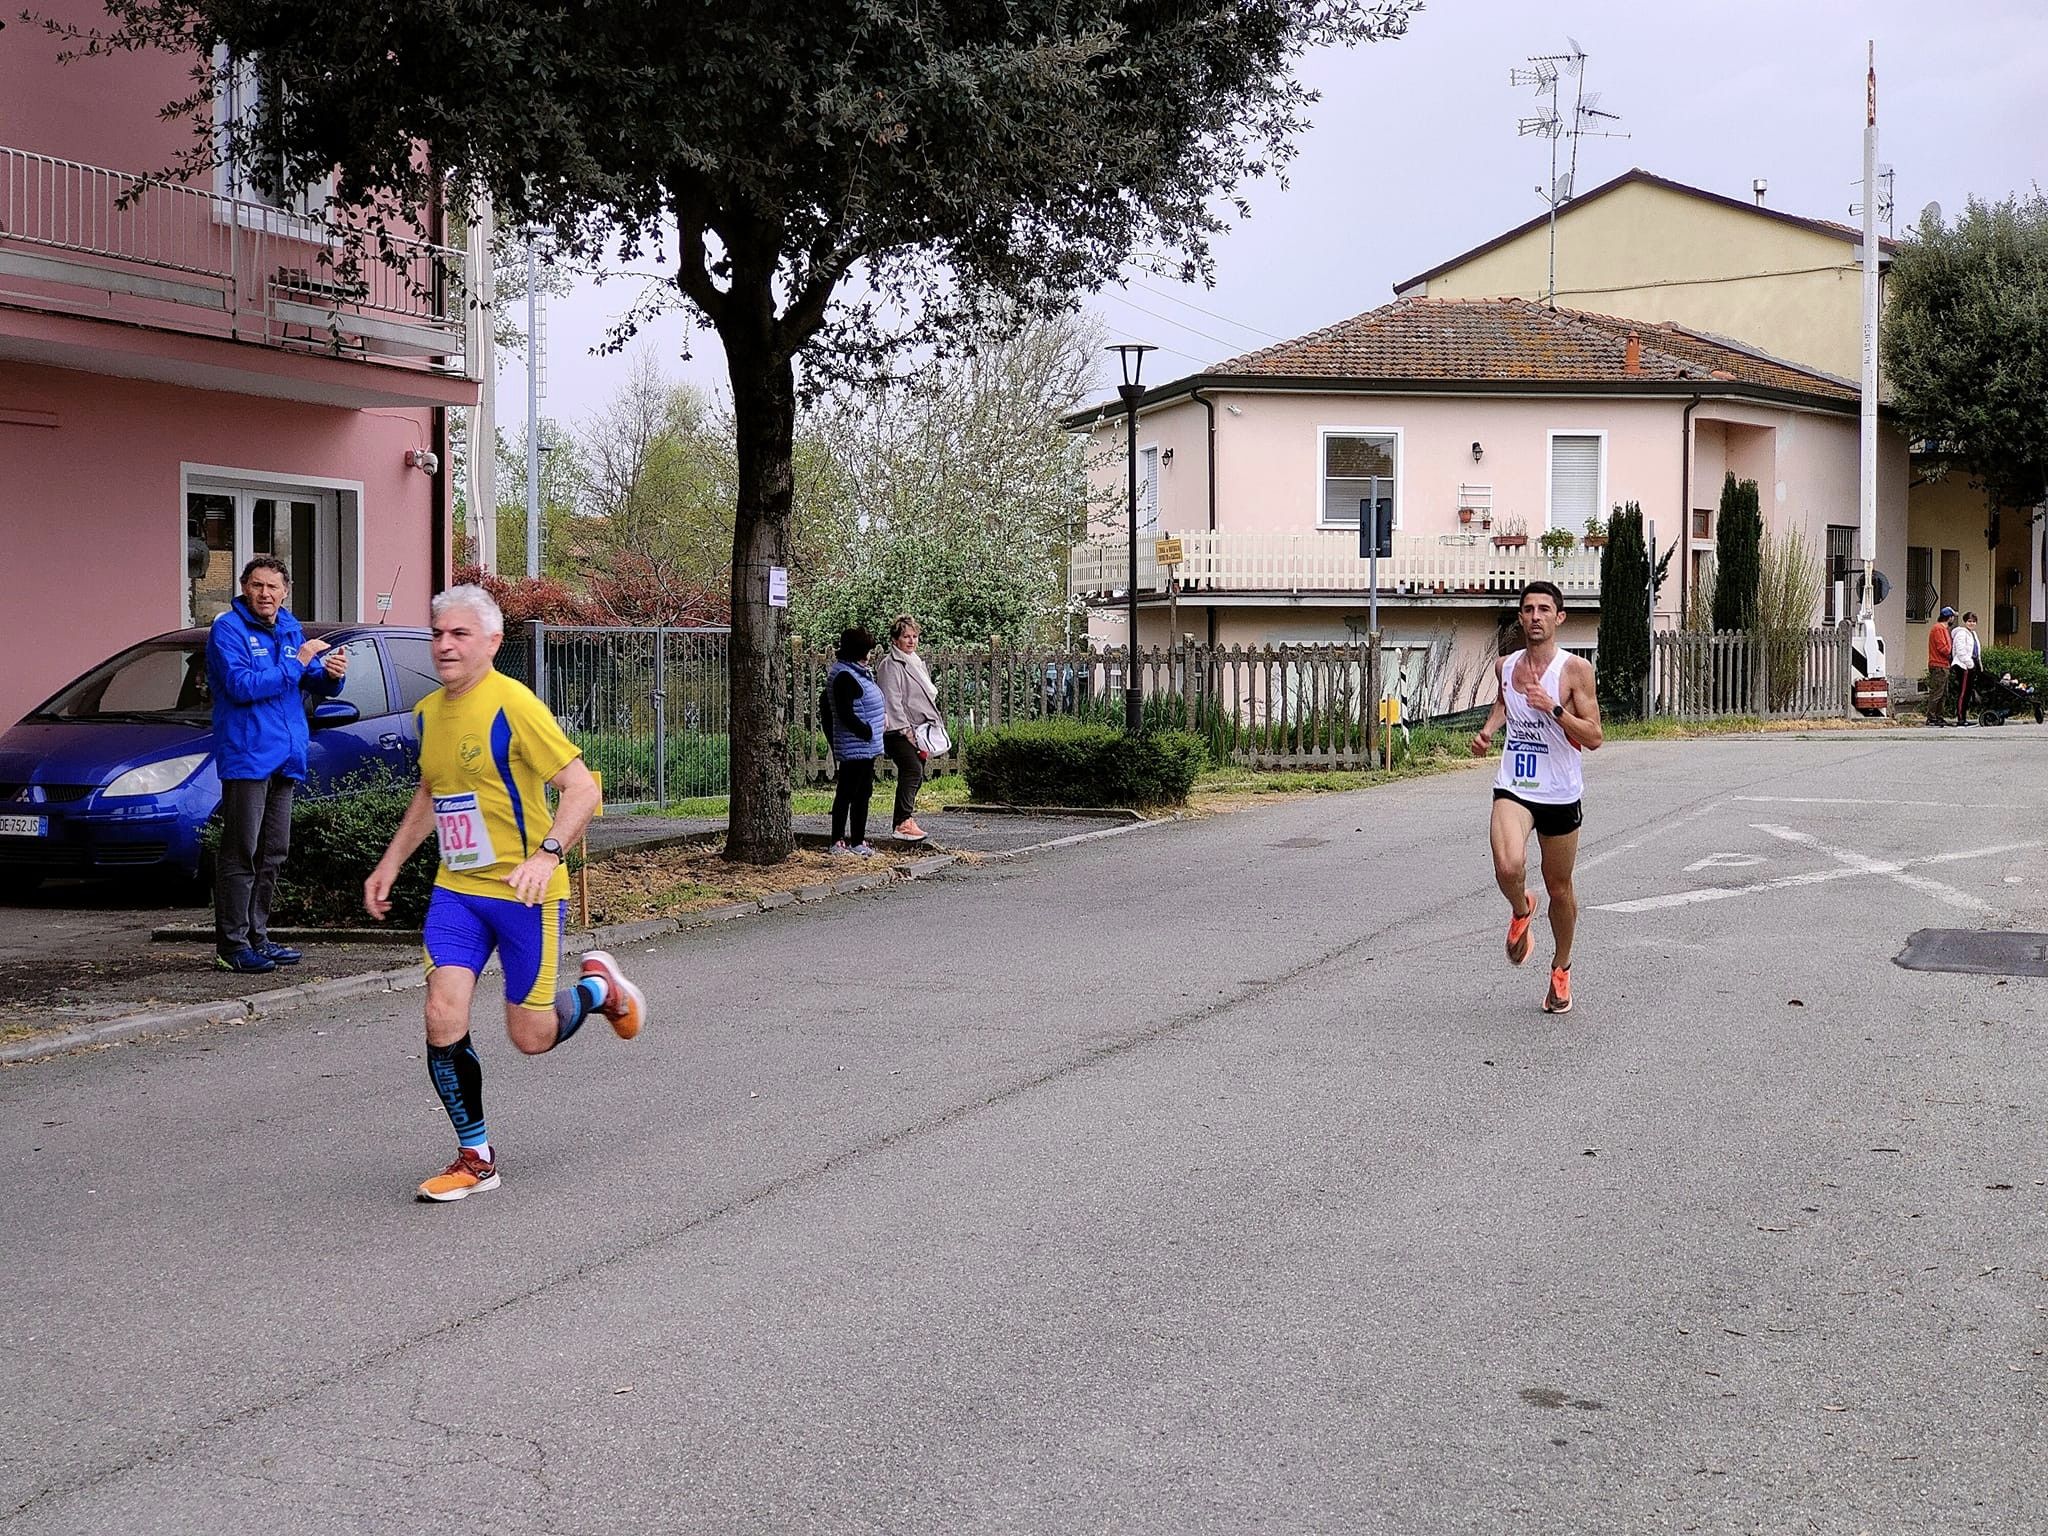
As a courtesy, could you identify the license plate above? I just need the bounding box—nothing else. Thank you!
[0,813,47,837]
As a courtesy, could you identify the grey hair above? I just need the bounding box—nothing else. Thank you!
[431,583,505,637]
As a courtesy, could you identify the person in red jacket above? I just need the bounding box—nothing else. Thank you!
[1925,606,1954,726]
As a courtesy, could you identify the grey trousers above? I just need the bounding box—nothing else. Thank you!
[215,775,295,952]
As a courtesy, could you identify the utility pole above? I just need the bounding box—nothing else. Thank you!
[1853,42,1883,680]
[524,235,545,580]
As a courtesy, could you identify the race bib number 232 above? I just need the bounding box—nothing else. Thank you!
[433,792,498,872]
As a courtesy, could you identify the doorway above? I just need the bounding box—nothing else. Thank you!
[183,475,359,627]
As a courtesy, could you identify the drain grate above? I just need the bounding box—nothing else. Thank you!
[1894,929,2048,978]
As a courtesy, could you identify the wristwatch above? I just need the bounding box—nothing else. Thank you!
[1551,703,1566,720]
[539,836,566,861]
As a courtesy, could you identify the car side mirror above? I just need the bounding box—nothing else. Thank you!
[311,699,361,730]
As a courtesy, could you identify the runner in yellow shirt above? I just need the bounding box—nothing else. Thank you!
[365,584,646,1202]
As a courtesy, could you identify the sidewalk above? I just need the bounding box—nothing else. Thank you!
[0,806,1142,1049]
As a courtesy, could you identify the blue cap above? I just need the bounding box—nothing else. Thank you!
[1939,606,1956,619]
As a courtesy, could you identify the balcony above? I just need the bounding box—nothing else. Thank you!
[1069,530,1605,605]
[0,143,475,387]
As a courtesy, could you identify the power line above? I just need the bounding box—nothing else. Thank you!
[1128,280,1287,344]
[1099,291,1245,354]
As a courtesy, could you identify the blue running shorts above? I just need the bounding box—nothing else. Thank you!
[423,887,566,1010]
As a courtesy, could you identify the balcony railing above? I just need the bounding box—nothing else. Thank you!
[1070,530,1605,602]
[0,143,471,374]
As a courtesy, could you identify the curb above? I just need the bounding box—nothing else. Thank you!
[1,853,968,1065]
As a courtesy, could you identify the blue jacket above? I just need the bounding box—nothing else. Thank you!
[205,599,340,781]
[826,660,886,762]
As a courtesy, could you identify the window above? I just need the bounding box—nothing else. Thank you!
[183,474,361,626]
[1321,431,1397,529]
[326,640,389,718]
[1691,507,1713,541]
[1905,545,1934,623]
[387,637,442,712]
[1138,445,1159,535]
[1548,434,1603,532]
[213,48,332,223]
[1824,525,1857,624]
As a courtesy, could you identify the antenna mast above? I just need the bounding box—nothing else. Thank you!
[1513,40,1627,307]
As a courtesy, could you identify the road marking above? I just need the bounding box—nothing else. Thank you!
[1733,794,2033,811]
[1593,828,2042,916]
[1684,853,1767,873]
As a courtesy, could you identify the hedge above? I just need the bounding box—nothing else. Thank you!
[963,719,1206,807]
[203,763,438,926]
[1981,647,2048,694]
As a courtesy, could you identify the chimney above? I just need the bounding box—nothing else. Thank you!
[1624,331,1641,375]
[1753,177,1768,206]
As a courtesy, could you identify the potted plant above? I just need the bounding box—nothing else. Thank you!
[1458,505,1475,526]
[1492,515,1528,550]
[1582,513,1608,549]
[1539,527,1577,566]
[1480,509,1493,530]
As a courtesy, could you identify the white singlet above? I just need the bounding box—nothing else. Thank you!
[1493,648,1584,805]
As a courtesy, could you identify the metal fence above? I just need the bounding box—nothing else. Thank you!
[1648,624,1856,721]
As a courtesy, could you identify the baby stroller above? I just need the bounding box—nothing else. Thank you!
[1970,673,2043,726]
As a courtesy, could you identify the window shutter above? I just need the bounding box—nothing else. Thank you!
[1139,447,1159,532]
[1550,436,1601,528]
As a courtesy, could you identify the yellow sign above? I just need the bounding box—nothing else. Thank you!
[1378,698,1403,725]
[1154,537,1184,565]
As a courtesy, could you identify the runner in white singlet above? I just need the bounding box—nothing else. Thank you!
[1469,581,1604,1014]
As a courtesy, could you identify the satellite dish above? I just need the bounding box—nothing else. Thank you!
[1554,172,1574,202]
[1919,200,1943,230]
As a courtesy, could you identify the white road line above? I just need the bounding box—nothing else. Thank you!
[1733,794,2033,810]
[1592,829,2041,917]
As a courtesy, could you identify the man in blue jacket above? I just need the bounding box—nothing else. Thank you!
[206,557,348,972]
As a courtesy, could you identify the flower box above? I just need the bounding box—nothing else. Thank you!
[1492,535,1528,549]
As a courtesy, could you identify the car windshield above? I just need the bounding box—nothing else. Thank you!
[31,643,215,724]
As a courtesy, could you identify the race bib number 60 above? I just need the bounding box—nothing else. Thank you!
[433,792,498,872]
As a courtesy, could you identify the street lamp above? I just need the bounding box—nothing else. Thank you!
[1109,341,1155,734]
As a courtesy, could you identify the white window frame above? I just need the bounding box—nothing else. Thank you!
[1138,442,1160,534]
[179,463,366,626]
[1544,429,1608,535]
[1316,425,1404,532]
[211,46,336,236]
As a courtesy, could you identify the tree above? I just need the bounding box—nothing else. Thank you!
[1883,194,2048,520]
[1595,502,1650,720]
[790,310,1105,650]
[70,0,1418,861]
[1710,473,1762,635]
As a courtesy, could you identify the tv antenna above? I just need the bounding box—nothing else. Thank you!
[1850,164,1896,239]
[1513,38,1628,306]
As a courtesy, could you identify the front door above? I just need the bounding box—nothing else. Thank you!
[183,482,353,626]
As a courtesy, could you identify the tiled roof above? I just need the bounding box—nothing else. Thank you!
[1204,296,1859,403]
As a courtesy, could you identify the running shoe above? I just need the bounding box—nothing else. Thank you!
[1505,897,1537,967]
[1543,966,1573,1014]
[829,841,854,856]
[257,941,303,965]
[893,820,928,843]
[850,842,878,857]
[578,949,647,1041]
[214,946,276,974]
[417,1147,499,1202]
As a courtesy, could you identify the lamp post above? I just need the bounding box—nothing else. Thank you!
[1109,342,1155,734]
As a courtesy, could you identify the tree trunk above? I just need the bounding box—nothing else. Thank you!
[722,330,796,865]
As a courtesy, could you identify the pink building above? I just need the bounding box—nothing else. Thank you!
[1068,298,1909,708]
[0,3,480,726]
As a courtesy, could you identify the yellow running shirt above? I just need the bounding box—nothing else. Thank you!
[414,669,581,902]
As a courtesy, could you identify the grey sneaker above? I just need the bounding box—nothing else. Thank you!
[829,840,855,856]
[850,842,878,857]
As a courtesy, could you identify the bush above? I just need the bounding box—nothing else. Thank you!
[573,730,729,802]
[205,764,438,926]
[963,719,1206,807]
[1982,647,2048,693]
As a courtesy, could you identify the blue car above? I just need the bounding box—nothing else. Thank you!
[0,624,439,894]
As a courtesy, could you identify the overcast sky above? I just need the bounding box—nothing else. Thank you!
[499,0,2044,434]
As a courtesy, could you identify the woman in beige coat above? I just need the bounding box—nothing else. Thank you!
[876,614,942,842]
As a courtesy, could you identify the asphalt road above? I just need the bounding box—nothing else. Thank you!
[5,731,2046,1534]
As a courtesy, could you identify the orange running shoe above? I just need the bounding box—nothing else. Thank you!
[1543,966,1573,1014]
[579,949,647,1041]
[1505,897,1537,966]
[417,1146,499,1203]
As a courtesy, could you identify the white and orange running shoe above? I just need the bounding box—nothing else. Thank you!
[578,949,647,1041]
[418,1146,499,1203]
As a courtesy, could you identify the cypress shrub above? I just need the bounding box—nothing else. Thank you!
[1595,501,1651,720]
[1711,473,1763,634]
[963,719,1206,807]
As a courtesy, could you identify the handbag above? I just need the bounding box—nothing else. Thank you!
[912,718,951,757]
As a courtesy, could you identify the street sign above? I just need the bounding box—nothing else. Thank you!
[1154,537,1183,565]
[767,566,788,607]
